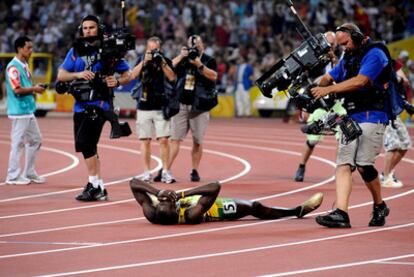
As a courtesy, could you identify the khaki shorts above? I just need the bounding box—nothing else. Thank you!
[136,110,170,139]
[170,104,209,144]
[383,117,412,151]
[337,122,385,167]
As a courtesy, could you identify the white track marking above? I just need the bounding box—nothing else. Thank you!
[34,223,414,276]
[0,142,79,186]
[375,261,414,266]
[0,141,162,203]
[259,253,414,277]
[0,143,322,218]
[0,241,102,246]
[2,189,413,259]
[0,218,144,238]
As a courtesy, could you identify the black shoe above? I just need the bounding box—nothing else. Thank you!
[153,169,163,182]
[76,183,108,201]
[315,208,351,228]
[369,202,390,227]
[190,169,200,182]
[294,166,305,182]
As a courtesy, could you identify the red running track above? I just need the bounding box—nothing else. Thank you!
[0,116,413,276]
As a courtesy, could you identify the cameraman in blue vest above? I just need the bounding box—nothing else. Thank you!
[310,23,390,228]
[57,15,131,201]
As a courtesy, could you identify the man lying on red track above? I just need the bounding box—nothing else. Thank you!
[129,179,324,225]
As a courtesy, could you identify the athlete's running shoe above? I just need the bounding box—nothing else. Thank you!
[297,192,323,218]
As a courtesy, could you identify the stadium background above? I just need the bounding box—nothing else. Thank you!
[0,0,413,120]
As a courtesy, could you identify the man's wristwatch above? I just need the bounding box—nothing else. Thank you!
[198,64,204,72]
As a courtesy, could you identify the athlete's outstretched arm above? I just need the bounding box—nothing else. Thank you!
[180,182,221,223]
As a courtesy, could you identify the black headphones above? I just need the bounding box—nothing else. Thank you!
[336,24,364,45]
[78,15,105,37]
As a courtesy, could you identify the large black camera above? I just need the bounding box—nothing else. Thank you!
[151,49,164,66]
[256,0,332,99]
[255,0,362,143]
[73,28,135,63]
[188,46,199,60]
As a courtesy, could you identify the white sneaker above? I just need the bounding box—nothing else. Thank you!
[161,170,176,184]
[6,177,31,185]
[140,171,152,183]
[26,175,46,184]
[381,175,403,188]
[390,171,403,187]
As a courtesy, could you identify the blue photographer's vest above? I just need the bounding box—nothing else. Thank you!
[341,42,390,114]
[6,57,36,115]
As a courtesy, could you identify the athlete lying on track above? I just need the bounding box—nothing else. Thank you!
[129,179,323,225]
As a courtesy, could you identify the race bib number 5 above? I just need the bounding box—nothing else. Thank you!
[222,200,237,214]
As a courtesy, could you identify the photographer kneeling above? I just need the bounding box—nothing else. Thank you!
[57,15,131,201]
[131,37,176,184]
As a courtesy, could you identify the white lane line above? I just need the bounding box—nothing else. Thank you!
[259,253,414,277]
[0,143,322,218]
[0,142,162,203]
[0,241,102,246]
[2,188,413,260]
[0,142,79,186]
[376,261,414,266]
[2,186,412,238]
[0,151,248,219]
[35,223,414,277]
[0,218,144,238]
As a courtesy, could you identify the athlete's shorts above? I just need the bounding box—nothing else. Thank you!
[204,198,237,222]
[337,122,385,168]
[136,110,170,139]
[177,196,237,223]
[170,104,209,144]
[383,117,412,151]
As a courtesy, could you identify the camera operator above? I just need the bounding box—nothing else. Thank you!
[162,35,217,183]
[310,23,390,228]
[131,36,176,184]
[57,15,131,201]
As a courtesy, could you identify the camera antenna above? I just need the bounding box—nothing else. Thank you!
[286,0,313,40]
[121,0,126,28]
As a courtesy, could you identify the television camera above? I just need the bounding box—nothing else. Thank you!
[55,0,134,139]
[255,0,362,144]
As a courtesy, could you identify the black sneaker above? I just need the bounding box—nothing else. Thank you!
[369,202,390,227]
[190,169,200,182]
[315,208,351,228]
[153,169,163,182]
[76,183,108,201]
[294,165,305,182]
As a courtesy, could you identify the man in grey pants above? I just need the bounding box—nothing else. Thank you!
[5,36,46,185]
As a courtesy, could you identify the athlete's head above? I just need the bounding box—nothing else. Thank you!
[155,201,179,225]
